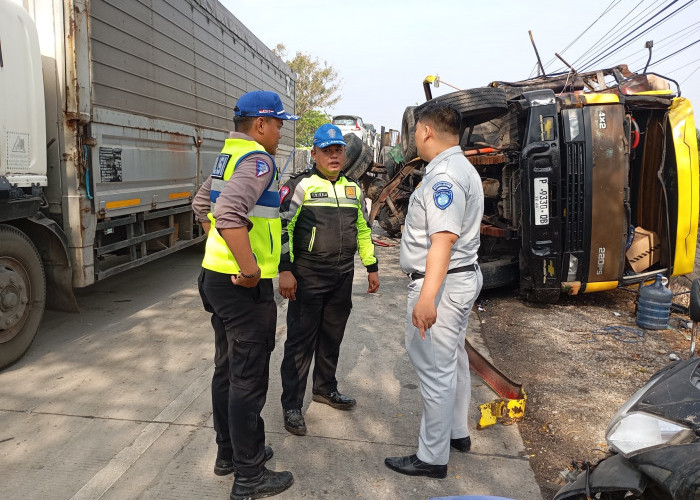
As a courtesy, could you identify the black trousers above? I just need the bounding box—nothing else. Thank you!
[198,269,276,478]
[280,265,353,410]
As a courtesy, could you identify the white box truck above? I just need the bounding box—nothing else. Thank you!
[0,0,296,368]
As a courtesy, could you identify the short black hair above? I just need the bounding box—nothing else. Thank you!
[233,115,258,133]
[414,102,460,137]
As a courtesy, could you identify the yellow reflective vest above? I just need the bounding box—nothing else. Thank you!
[202,137,281,278]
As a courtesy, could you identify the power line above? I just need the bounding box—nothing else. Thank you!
[680,63,700,83]
[568,0,665,70]
[645,38,700,67]
[543,0,621,71]
[580,0,694,71]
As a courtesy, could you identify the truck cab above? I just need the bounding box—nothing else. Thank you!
[377,66,698,302]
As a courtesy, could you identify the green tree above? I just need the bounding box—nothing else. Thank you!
[296,110,331,148]
[274,44,341,146]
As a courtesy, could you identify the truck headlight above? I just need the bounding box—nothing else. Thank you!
[607,412,694,457]
[567,255,578,281]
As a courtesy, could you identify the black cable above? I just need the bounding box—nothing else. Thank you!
[581,0,695,71]
[543,0,622,71]
[589,326,647,343]
[568,0,665,70]
[645,38,700,67]
[627,23,700,69]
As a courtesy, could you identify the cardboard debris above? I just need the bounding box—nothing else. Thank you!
[626,227,660,272]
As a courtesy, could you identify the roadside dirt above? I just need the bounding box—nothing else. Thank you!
[476,278,696,500]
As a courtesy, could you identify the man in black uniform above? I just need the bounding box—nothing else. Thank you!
[193,91,298,499]
[278,123,380,436]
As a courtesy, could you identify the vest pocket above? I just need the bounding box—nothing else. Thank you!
[308,226,316,251]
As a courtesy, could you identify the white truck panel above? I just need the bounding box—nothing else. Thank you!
[0,0,47,184]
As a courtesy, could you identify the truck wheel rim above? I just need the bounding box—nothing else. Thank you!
[0,258,31,344]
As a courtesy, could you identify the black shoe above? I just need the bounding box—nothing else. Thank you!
[283,409,307,436]
[230,468,294,500]
[450,436,471,452]
[214,446,274,476]
[312,391,356,410]
[384,454,447,479]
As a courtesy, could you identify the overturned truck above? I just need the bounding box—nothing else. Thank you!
[370,66,699,302]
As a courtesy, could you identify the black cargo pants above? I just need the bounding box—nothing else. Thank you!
[280,265,353,410]
[198,268,276,478]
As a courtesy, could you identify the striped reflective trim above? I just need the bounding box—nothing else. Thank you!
[210,179,227,203]
[334,197,359,206]
[169,191,191,200]
[249,206,280,219]
[106,198,140,209]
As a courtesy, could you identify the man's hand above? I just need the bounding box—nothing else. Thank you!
[412,296,437,340]
[367,271,379,293]
[279,271,297,300]
[232,271,260,288]
[201,221,211,235]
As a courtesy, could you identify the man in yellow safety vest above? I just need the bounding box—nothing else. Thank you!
[192,90,298,500]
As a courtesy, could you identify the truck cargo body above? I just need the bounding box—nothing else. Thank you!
[0,0,296,368]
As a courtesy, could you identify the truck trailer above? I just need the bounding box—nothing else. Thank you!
[0,0,296,368]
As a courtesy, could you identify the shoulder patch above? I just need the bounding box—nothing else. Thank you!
[279,185,290,202]
[256,159,271,177]
[212,154,231,178]
[432,180,453,210]
[432,180,453,191]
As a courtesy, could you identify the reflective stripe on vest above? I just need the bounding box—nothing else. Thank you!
[202,138,281,278]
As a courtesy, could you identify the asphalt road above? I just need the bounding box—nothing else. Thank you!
[0,243,541,500]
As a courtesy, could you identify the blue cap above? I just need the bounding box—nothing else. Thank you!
[234,90,299,121]
[313,124,347,148]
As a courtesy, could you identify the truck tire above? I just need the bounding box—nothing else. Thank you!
[378,204,405,237]
[401,106,418,162]
[344,133,363,166]
[419,87,509,127]
[384,155,397,178]
[0,225,46,369]
[344,143,374,180]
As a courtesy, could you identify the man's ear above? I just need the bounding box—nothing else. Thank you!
[423,123,433,140]
[255,117,266,133]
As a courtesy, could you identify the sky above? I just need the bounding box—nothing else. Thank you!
[221,0,700,131]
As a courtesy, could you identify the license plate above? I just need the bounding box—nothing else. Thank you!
[534,177,549,226]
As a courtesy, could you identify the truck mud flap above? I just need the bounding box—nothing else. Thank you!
[465,338,527,429]
[19,215,79,313]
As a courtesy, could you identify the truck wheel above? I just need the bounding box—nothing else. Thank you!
[401,106,418,162]
[344,133,363,166]
[384,155,397,178]
[344,143,374,180]
[378,204,405,237]
[366,178,387,201]
[421,87,508,127]
[0,225,46,369]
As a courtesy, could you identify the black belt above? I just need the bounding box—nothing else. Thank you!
[408,263,477,281]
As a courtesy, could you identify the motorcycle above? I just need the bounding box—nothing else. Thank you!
[554,280,700,500]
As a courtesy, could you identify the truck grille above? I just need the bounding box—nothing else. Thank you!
[565,142,585,252]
